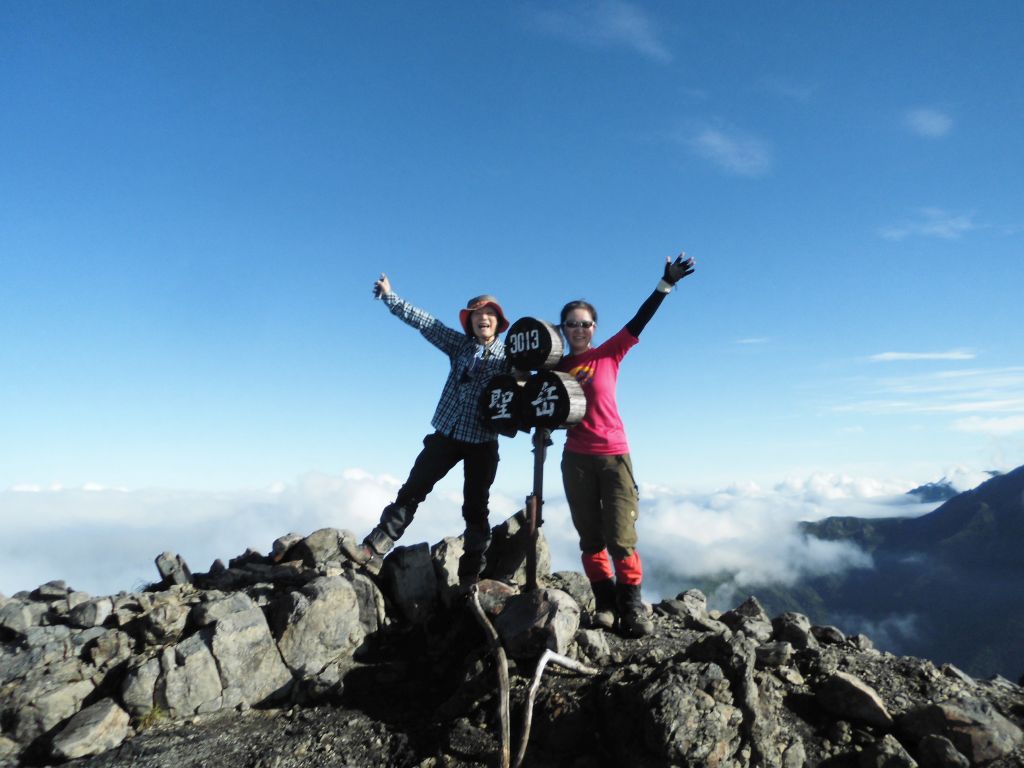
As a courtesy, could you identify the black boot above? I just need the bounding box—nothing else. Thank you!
[340,528,394,576]
[616,582,653,638]
[457,524,492,587]
[590,579,617,631]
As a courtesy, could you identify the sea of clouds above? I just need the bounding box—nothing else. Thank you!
[1,467,993,601]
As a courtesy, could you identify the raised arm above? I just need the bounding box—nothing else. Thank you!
[371,272,465,354]
[625,253,696,337]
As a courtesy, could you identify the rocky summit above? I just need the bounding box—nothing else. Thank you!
[2,511,1023,767]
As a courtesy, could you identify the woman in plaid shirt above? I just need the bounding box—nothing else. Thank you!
[342,273,511,585]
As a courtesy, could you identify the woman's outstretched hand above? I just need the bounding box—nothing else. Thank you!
[372,273,392,298]
[663,253,696,285]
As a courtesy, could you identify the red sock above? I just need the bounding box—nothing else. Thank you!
[613,551,643,586]
[581,550,614,583]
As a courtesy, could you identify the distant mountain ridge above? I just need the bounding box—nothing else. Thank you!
[739,465,1024,678]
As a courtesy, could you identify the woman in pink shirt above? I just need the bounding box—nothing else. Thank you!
[557,253,695,636]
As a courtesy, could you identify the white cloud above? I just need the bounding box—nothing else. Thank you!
[736,337,770,345]
[880,207,977,241]
[635,472,941,605]
[531,0,671,63]
[869,350,975,362]
[903,108,952,138]
[953,415,1024,436]
[837,367,1024,419]
[1,469,994,612]
[0,472,518,597]
[687,126,772,177]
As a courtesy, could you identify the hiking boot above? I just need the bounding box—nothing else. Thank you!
[340,528,394,576]
[616,582,653,638]
[590,578,617,631]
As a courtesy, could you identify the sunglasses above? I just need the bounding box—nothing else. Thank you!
[563,320,595,329]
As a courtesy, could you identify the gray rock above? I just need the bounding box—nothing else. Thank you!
[347,571,386,636]
[156,552,193,586]
[271,532,304,563]
[851,633,875,651]
[291,527,347,568]
[899,697,1024,765]
[915,734,970,768]
[940,664,976,688]
[661,589,731,634]
[158,633,223,717]
[85,628,134,670]
[482,510,551,585]
[817,671,894,729]
[121,656,161,717]
[204,593,292,705]
[812,624,847,645]
[8,668,95,742]
[191,592,256,627]
[755,641,794,669]
[68,597,113,629]
[50,698,130,760]
[141,598,190,645]
[720,596,774,643]
[0,600,34,636]
[276,576,366,678]
[32,580,70,601]
[782,740,807,768]
[493,588,580,659]
[772,611,820,651]
[384,543,438,624]
[639,662,743,767]
[0,735,19,764]
[858,733,917,767]
[430,536,464,602]
[575,628,611,665]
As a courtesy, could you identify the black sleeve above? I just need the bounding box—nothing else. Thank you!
[625,290,668,338]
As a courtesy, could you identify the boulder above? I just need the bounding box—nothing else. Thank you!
[0,600,35,637]
[31,580,70,601]
[8,667,96,743]
[899,697,1024,765]
[772,612,819,651]
[140,597,190,645]
[720,596,774,643]
[155,552,193,586]
[68,597,113,629]
[915,734,970,768]
[84,628,134,670]
[290,528,347,569]
[275,576,367,679]
[198,593,293,706]
[812,624,847,645]
[121,657,161,717]
[157,632,224,717]
[384,543,438,624]
[638,662,743,767]
[271,532,304,563]
[493,588,579,659]
[50,698,130,760]
[755,641,794,670]
[660,589,730,634]
[817,671,894,729]
[431,536,464,603]
[857,733,918,767]
[481,510,551,585]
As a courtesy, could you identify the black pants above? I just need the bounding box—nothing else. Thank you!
[377,432,499,547]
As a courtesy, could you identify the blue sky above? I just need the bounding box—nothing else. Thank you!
[2,2,1022,596]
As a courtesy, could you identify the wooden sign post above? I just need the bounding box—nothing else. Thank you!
[480,318,587,591]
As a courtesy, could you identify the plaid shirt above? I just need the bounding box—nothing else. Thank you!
[382,292,510,443]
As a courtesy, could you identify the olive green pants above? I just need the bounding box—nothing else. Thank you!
[560,450,639,560]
